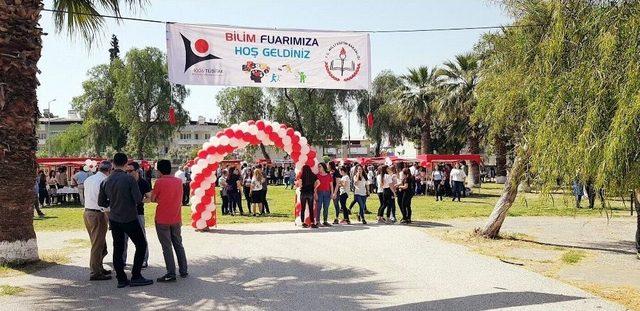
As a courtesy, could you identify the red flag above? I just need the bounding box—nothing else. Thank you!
[367,112,374,128]
[169,106,176,125]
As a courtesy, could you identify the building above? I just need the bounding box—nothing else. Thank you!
[37,110,222,160]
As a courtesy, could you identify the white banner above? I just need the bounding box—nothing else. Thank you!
[166,23,371,90]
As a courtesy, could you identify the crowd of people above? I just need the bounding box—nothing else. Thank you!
[80,153,188,288]
[211,160,471,228]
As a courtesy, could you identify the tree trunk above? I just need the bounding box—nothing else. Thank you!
[283,88,305,137]
[420,118,431,154]
[477,146,530,238]
[494,134,507,183]
[259,143,271,160]
[374,137,382,157]
[467,132,481,187]
[0,1,42,264]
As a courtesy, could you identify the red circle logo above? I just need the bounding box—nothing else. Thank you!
[194,39,209,53]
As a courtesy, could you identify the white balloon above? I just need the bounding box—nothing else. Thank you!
[311,165,319,174]
[284,145,293,154]
[219,135,230,146]
[201,210,212,220]
[229,138,239,148]
[230,124,239,131]
[300,145,310,155]
[194,188,205,197]
[209,136,218,143]
[282,136,291,146]
[202,142,212,150]
[298,155,308,164]
[248,125,258,135]
[190,197,201,210]
[294,131,301,137]
[299,137,308,146]
[271,121,280,129]
[206,154,215,163]
[196,219,207,229]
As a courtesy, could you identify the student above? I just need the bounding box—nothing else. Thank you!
[227,167,243,215]
[98,153,152,288]
[219,170,229,215]
[387,166,398,223]
[398,168,416,224]
[376,166,386,223]
[338,167,351,224]
[250,168,264,216]
[299,165,319,228]
[352,165,368,224]
[149,159,188,283]
[432,166,444,201]
[329,161,341,224]
[316,163,334,226]
[377,165,396,223]
[450,163,467,202]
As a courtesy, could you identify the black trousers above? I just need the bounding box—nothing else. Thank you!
[300,192,314,224]
[452,181,464,201]
[385,189,396,219]
[110,219,147,282]
[243,186,252,206]
[434,180,443,200]
[635,202,640,252]
[397,191,406,220]
[339,193,350,221]
[402,192,414,221]
[229,191,243,214]
[221,195,229,214]
[261,188,270,213]
[182,183,190,205]
[377,192,385,217]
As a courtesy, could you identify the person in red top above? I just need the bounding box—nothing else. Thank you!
[149,159,188,282]
[315,163,334,226]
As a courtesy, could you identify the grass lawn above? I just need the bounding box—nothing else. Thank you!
[33,183,632,232]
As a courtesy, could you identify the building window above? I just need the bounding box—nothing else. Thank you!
[179,133,192,140]
[38,133,47,140]
[194,133,199,140]
[204,134,210,139]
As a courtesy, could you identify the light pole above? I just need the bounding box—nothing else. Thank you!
[46,99,56,156]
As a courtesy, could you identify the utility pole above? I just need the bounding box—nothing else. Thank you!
[46,99,56,156]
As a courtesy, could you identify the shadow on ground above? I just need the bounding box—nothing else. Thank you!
[516,238,637,255]
[373,291,584,311]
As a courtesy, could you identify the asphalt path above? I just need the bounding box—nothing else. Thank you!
[0,222,624,310]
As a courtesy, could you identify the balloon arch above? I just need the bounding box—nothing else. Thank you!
[189,120,318,229]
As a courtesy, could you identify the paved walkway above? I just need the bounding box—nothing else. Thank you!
[0,222,624,310]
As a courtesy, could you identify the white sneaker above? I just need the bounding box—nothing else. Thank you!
[390,217,396,223]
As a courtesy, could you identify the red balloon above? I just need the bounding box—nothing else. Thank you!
[224,128,234,137]
[305,159,315,167]
[280,124,287,129]
[292,144,301,152]
[308,150,317,160]
[234,130,243,139]
[206,146,216,154]
[243,132,252,141]
[216,132,224,137]
[264,125,273,134]
[291,135,300,143]
[291,151,301,159]
[198,150,207,158]
[286,128,294,136]
[256,120,265,130]
[201,195,211,206]
[247,120,255,125]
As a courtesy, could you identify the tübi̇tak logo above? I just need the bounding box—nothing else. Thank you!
[181,34,221,72]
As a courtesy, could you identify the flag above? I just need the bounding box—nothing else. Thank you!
[367,112,374,128]
[169,106,176,125]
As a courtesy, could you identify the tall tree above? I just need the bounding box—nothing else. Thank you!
[43,124,89,156]
[356,71,405,156]
[216,87,273,159]
[114,47,188,159]
[270,89,343,146]
[437,53,483,185]
[0,0,147,264]
[396,66,439,154]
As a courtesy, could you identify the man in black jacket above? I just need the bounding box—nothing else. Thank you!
[99,153,153,288]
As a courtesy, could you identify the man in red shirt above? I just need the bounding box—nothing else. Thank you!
[149,159,188,282]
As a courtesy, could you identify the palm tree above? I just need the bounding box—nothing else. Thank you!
[437,53,483,186]
[356,71,404,156]
[0,0,147,264]
[396,66,440,154]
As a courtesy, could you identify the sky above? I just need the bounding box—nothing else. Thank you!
[38,0,512,139]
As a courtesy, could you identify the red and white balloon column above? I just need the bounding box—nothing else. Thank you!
[189,120,319,230]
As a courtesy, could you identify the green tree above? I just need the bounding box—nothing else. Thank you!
[113,47,189,159]
[0,0,148,264]
[437,53,483,185]
[356,71,405,156]
[396,66,440,154]
[270,89,343,146]
[216,87,273,159]
[43,124,89,156]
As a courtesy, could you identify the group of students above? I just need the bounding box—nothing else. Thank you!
[82,153,188,288]
[217,164,272,217]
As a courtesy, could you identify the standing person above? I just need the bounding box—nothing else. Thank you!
[395,166,405,222]
[261,170,270,214]
[283,167,291,189]
[144,166,153,186]
[249,168,264,216]
[367,166,376,194]
[219,170,229,215]
[183,166,191,206]
[242,167,253,210]
[432,166,444,201]
[450,163,467,202]
[83,161,112,281]
[37,170,49,208]
[98,153,152,288]
[399,168,416,224]
[376,166,386,223]
[288,167,296,190]
[329,161,342,224]
[227,167,243,215]
[353,166,368,224]
[572,178,584,208]
[47,170,58,205]
[299,164,319,228]
[122,162,151,268]
[585,178,596,209]
[387,166,398,223]
[33,175,45,218]
[72,166,90,206]
[315,163,333,226]
[149,159,188,283]
[337,167,351,224]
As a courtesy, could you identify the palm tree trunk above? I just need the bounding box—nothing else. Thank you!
[477,146,530,238]
[0,1,42,264]
[467,132,481,187]
[374,137,382,157]
[494,134,507,183]
[420,119,431,154]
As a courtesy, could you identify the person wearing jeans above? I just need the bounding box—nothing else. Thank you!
[338,167,351,224]
[329,162,341,224]
[315,163,334,226]
[150,159,188,282]
[352,166,368,224]
[449,163,467,202]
